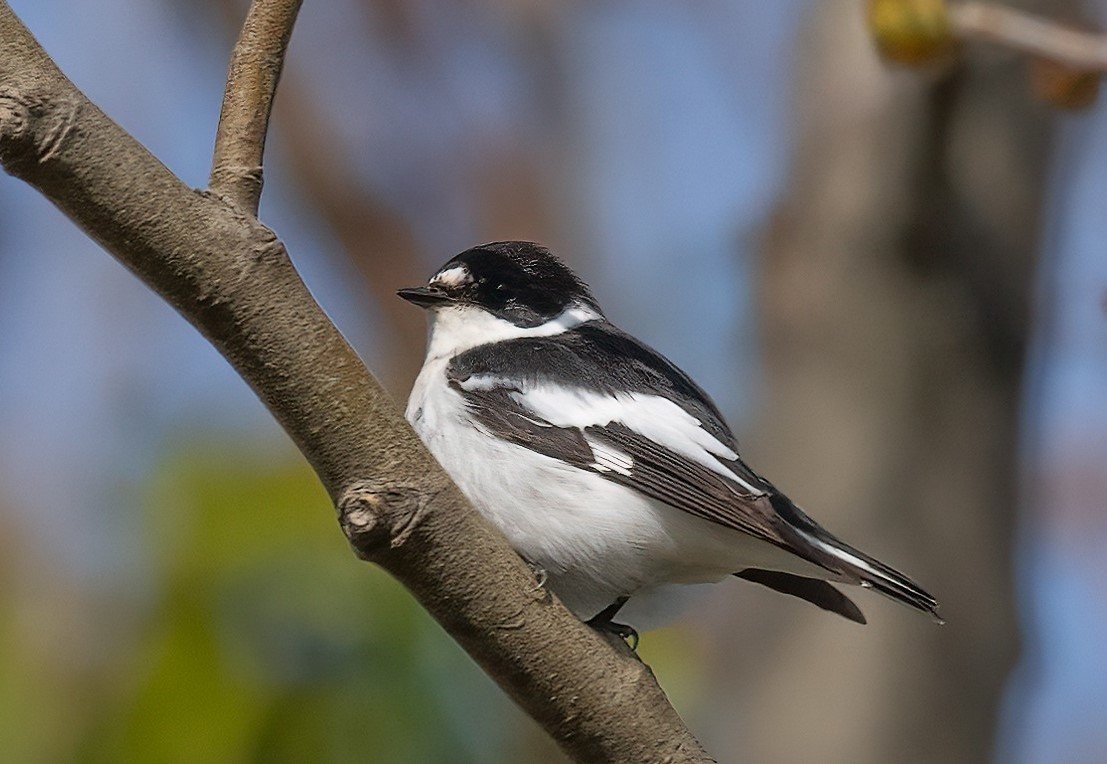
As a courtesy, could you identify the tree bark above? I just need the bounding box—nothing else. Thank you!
[210,0,302,214]
[0,3,710,761]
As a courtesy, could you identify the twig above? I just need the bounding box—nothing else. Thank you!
[209,0,302,214]
[949,1,1107,71]
[0,2,712,760]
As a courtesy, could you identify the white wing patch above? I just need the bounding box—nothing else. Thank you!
[456,374,515,392]
[501,384,763,495]
[585,436,634,476]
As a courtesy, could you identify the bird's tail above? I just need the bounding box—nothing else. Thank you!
[770,493,943,622]
[807,532,942,622]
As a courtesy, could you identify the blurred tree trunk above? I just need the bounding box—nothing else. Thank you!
[703,3,1059,762]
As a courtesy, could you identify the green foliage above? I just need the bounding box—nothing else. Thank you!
[75,445,550,764]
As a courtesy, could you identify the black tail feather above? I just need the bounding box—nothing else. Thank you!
[857,556,942,620]
[767,491,942,621]
[816,535,940,620]
[735,569,867,624]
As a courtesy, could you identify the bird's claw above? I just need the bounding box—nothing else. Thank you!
[607,621,639,651]
[586,596,638,650]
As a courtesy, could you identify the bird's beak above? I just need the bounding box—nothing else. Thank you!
[397,285,454,308]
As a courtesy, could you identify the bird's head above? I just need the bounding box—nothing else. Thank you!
[398,241,603,358]
[399,240,601,334]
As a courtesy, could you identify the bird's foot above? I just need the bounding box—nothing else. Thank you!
[586,596,638,651]
[604,621,639,651]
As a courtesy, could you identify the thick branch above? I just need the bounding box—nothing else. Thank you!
[209,0,302,213]
[0,3,712,761]
[950,2,1107,71]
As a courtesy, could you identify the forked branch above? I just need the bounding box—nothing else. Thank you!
[0,2,712,760]
[210,0,303,213]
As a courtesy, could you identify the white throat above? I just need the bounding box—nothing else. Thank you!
[424,303,601,361]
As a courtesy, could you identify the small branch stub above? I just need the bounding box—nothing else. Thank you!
[0,88,81,169]
[0,89,31,164]
[338,481,435,559]
[0,88,27,128]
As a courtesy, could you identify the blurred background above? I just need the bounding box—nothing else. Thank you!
[2,0,1106,761]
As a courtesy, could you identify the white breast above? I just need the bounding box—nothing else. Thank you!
[407,358,658,612]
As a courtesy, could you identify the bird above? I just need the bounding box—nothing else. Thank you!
[398,241,939,641]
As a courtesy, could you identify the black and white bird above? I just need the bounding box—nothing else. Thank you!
[399,241,939,638]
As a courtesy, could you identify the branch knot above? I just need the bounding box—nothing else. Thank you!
[0,89,30,141]
[337,479,438,559]
[0,87,80,171]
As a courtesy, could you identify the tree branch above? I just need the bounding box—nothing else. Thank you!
[0,2,712,760]
[949,1,1107,71]
[209,0,302,214]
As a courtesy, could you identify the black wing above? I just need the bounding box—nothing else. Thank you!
[449,321,770,487]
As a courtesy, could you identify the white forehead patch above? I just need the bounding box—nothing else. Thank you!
[430,265,473,288]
